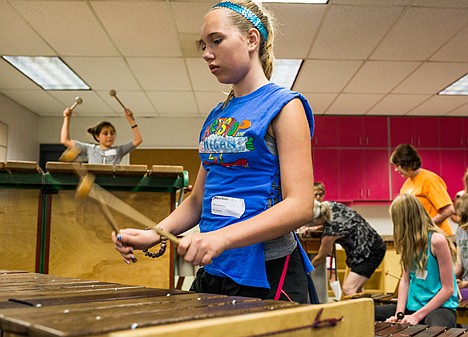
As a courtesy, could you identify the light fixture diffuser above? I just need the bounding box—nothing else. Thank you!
[270,59,303,90]
[439,74,468,95]
[2,56,90,90]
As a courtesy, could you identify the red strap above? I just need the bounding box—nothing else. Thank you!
[274,254,291,300]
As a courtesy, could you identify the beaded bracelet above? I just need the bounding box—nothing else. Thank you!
[142,228,167,259]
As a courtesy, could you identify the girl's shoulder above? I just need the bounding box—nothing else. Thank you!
[430,232,449,250]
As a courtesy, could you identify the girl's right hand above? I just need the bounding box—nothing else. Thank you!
[63,107,73,118]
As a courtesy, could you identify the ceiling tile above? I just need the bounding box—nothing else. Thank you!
[294,60,363,92]
[147,91,198,116]
[172,2,213,33]
[1,89,63,116]
[269,4,326,59]
[407,95,468,116]
[47,90,115,117]
[127,58,192,91]
[392,62,468,94]
[309,5,403,60]
[63,57,141,91]
[430,26,468,62]
[301,93,337,115]
[344,61,421,93]
[371,7,468,61]
[366,94,430,115]
[0,1,54,55]
[327,93,384,115]
[91,1,181,57]
[9,0,119,56]
[446,102,468,116]
[99,90,157,117]
[411,0,468,8]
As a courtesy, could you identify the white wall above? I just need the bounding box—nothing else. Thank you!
[0,93,40,161]
[353,204,393,235]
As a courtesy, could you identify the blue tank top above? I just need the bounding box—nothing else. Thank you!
[407,232,458,311]
[198,82,314,288]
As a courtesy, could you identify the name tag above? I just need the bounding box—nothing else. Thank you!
[103,149,117,157]
[211,196,245,218]
[416,269,427,280]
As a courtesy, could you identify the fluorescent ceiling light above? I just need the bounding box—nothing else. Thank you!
[263,0,328,3]
[2,56,90,90]
[439,74,468,95]
[271,59,302,90]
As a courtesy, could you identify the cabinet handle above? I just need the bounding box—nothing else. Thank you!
[367,189,370,198]
[417,137,420,146]
[360,189,364,198]
[359,137,362,146]
[366,137,369,146]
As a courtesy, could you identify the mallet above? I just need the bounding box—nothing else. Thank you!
[109,89,127,110]
[76,173,180,246]
[70,96,83,111]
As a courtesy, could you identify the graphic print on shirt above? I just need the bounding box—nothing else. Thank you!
[199,117,253,167]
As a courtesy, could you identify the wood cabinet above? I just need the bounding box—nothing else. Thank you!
[339,149,390,201]
[337,116,388,148]
[389,117,440,148]
[439,117,468,148]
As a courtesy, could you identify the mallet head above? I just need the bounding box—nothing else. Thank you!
[109,89,117,97]
[76,173,95,200]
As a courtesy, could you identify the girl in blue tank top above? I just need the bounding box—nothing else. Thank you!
[112,0,317,304]
[375,194,458,327]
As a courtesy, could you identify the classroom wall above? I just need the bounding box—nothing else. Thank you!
[0,93,40,161]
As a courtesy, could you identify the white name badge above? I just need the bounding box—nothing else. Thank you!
[211,196,245,219]
[416,269,427,280]
[104,149,117,157]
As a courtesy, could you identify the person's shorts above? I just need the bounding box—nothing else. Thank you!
[351,240,386,279]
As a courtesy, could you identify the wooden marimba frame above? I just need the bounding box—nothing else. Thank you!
[0,270,375,337]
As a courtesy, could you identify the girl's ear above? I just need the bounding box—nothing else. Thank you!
[246,28,261,51]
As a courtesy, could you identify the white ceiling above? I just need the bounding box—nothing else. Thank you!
[0,0,468,119]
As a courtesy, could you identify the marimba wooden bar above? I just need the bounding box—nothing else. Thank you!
[375,321,468,337]
[0,271,375,337]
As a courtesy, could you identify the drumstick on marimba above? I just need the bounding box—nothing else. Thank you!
[76,173,180,246]
[109,89,127,110]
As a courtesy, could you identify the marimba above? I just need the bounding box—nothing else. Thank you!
[0,161,188,289]
[375,321,468,337]
[0,270,375,337]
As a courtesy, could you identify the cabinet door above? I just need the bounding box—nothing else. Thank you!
[418,149,441,175]
[338,149,390,201]
[364,150,391,201]
[413,117,440,148]
[312,116,340,147]
[312,148,341,201]
[390,117,415,147]
[362,117,388,148]
[439,118,466,148]
[390,117,440,148]
[440,150,467,198]
[337,116,388,148]
[338,150,366,201]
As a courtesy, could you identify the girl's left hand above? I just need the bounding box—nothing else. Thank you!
[125,108,134,120]
[399,313,420,325]
[177,232,227,266]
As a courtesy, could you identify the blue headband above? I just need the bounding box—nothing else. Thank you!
[213,1,268,41]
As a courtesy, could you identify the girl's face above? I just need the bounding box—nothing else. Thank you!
[97,126,115,148]
[200,9,252,85]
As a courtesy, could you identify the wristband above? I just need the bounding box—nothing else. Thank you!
[131,124,138,129]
